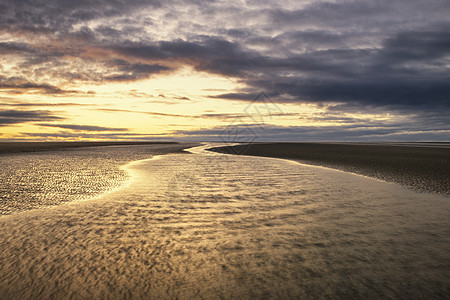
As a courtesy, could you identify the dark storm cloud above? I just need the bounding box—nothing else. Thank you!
[0,42,36,54]
[266,78,450,107]
[267,0,450,31]
[381,28,450,62]
[205,26,450,108]
[112,38,260,76]
[111,24,450,109]
[272,30,347,50]
[112,44,168,60]
[0,109,64,126]
[0,0,161,34]
[36,123,129,132]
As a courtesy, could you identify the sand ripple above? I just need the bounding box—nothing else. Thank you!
[0,144,196,215]
[0,145,449,299]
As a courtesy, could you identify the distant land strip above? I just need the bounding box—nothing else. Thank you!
[208,143,450,196]
[0,141,179,154]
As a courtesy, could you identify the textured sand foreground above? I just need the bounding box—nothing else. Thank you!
[209,142,450,195]
[0,143,200,215]
[1,145,449,299]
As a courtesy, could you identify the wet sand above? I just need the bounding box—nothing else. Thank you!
[209,143,450,196]
[0,141,179,155]
[0,144,449,299]
[0,143,200,215]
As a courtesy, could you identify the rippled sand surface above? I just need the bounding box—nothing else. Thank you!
[0,144,449,299]
[0,144,194,215]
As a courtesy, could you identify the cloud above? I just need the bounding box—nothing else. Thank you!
[35,123,129,132]
[123,90,192,104]
[0,109,64,126]
[94,108,192,118]
[0,42,36,54]
[267,0,450,34]
[168,103,450,142]
[0,100,96,107]
[202,25,450,109]
[94,108,253,120]
[2,0,448,108]
[0,76,79,95]
[208,93,261,101]
[20,132,172,141]
[0,0,161,35]
[103,59,171,82]
[111,38,261,77]
[0,0,449,141]
[267,78,450,107]
[171,123,450,142]
[382,28,450,62]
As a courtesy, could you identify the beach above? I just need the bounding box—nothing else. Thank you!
[209,143,450,195]
[0,143,199,215]
[0,144,449,299]
[0,142,180,155]
[2,0,449,297]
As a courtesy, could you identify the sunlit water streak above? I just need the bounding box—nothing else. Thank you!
[0,144,449,299]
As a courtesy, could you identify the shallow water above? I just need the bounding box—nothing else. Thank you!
[0,144,186,215]
[0,144,449,299]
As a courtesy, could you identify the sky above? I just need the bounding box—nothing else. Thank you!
[0,0,449,142]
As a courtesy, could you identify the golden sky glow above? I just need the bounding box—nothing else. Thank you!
[2,61,390,141]
[0,0,448,141]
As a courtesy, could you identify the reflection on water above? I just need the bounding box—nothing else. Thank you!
[0,144,449,299]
